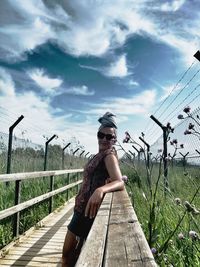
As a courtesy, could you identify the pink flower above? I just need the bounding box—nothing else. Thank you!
[122,175,128,183]
[188,123,195,130]
[183,106,191,114]
[178,233,184,240]
[178,114,184,119]
[189,230,199,240]
[151,248,157,254]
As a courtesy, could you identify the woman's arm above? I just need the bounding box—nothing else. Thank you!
[85,154,124,218]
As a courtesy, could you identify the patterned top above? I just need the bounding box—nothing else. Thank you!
[74,147,116,214]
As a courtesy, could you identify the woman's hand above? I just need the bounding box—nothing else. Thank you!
[85,188,104,219]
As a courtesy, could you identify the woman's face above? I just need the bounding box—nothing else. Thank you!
[97,127,116,151]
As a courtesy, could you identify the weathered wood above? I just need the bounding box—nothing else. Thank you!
[0,198,75,266]
[0,180,82,220]
[104,190,157,267]
[0,169,83,183]
[76,189,157,267]
[75,193,113,267]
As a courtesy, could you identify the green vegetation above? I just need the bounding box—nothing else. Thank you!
[0,144,86,249]
[122,160,200,267]
[0,142,199,266]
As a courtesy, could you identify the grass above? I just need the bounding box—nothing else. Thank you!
[0,148,199,266]
[122,160,200,266]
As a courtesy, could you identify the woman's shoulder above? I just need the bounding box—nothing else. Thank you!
[102,147,117,158]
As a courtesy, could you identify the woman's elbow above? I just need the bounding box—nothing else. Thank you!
[118,180,125,191]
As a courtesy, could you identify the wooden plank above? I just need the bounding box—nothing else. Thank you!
[0,180,82,220]
[75,193,113,267]
[104,190,157,267]
[0,198,75,266]
[0,169,83,183]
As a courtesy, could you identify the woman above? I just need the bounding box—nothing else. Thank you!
[62,112,124,267]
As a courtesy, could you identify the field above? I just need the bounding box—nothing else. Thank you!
[0,145,200,266]
[122,160,200,266]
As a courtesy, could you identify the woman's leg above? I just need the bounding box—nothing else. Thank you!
[62,230,78,267]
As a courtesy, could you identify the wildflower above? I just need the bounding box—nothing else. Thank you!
[188,123,195,130]
[184,130,192,135]
[183,106,191,114]
[184,201,199,214]
[151,248,157,254]
[180,144,184,148]
[184,201,194,212]
[178,233,184,240]
[175,198,181,205]
[172,139,178,144]
[123,131,131,143]
[122,175,128,183]
[125,131,131,138]
[177,114,184,119]
[189,230,199,240]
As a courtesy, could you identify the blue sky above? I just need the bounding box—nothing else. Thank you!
[0,0,199,156]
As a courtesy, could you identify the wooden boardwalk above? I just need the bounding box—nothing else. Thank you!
[0,198,75,267]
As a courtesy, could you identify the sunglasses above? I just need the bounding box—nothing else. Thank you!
[97,131,115,141]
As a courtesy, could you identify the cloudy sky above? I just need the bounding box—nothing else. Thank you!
[0,0,199,156]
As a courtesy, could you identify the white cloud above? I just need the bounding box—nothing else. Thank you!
[0,0,198,66]
[129,80,139,87]
[66,85,94,96]
[88,89,156,116]
[0,67,15,96]
[105,54,128,78]
[160,0,186,12]
[160,84,180,101]
[28,69,63,93]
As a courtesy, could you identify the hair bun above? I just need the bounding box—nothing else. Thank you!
[98,112,117,129]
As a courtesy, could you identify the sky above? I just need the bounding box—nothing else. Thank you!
[0,0,200,157]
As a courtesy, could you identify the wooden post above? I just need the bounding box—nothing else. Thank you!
[49,175,54,214]
[13,179,21,237]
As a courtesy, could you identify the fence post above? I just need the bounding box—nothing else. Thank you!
[62,143,71,169]
[44,134,57,171]
[73,148,80,156]
[179,152,189,171]
[139,137,150,169]
[6,115,24,185]
[79,150,85,157]
[194,50,200,61]
[132,145,140,164]
[85,152,90,158]
[49,175,54,214]
[128,150,135,160]
[150,115,169,193]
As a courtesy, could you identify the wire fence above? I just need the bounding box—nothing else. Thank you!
[0,131,87,174]
[150,107,200,166]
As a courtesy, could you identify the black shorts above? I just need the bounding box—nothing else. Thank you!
[68,210,94,239]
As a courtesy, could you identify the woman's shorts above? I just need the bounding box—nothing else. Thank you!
[68,210,94,239]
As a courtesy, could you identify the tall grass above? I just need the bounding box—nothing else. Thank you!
[121,160,200,266]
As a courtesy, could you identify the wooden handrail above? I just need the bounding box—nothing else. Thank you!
[0,169,83,183]
[0,180,82,221]
[76,189,157,266]
[0,169,83,239]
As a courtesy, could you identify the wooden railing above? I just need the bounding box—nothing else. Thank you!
[0,169,83,238]
[76,189,157,267]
